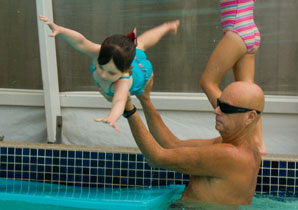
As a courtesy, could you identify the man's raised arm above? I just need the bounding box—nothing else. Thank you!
[136,77,222,149]
[124,98,234,177]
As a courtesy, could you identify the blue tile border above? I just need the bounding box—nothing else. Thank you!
[257,159,297,196]
[0,146,297,196]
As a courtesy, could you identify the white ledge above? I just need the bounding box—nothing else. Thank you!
[0,89,298,114]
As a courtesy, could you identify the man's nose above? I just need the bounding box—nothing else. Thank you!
[214,106,221,115]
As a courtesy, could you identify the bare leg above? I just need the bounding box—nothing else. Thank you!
[233,53,266,155]
[233,54,255,82]
[200,31,247,108]
[136,20,180,51]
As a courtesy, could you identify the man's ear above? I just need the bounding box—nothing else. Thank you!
[245,111,257,126]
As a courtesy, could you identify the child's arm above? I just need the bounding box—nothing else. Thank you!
[39,16,100,59]
[95,79,131,132]
[137,20,180,51]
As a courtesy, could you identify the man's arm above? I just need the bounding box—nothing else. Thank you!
[137,77,222,149]
[125,99,238,177]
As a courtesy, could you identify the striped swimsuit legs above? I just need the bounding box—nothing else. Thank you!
[220,0,261,53]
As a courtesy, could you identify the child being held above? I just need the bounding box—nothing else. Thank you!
[40,16,179,131]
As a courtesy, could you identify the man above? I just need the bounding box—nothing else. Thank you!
[123,78,264,205]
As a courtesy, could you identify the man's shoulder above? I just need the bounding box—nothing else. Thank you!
[213,143,257,167]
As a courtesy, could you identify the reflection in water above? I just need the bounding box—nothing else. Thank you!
[168,199,240,210]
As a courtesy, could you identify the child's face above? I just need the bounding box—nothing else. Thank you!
[97,59,123,82]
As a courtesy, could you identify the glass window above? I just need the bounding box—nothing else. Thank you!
[1,0,297,96]
[0,0,42,89]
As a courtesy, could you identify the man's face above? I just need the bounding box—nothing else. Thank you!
[214,97,246,135]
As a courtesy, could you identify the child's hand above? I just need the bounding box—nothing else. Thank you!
[166,20,180,35]
[94,116,120,132]
[39,15,60,37]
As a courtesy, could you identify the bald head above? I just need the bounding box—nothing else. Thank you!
[221,82,265,113]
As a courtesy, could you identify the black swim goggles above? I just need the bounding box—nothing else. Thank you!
[217,98,261,115]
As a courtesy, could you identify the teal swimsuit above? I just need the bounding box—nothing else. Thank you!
[90,49,153,96]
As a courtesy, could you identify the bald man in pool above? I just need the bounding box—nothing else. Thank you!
[122,78,264,205]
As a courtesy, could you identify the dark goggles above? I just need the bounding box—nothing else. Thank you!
[217,98,261,115]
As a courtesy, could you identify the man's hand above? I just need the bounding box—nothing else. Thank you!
[136,75,154,102]
[39,16,61,37]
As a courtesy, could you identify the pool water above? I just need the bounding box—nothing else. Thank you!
[0,178,297,210]
[242,195,298,210]
[167,195,298,210]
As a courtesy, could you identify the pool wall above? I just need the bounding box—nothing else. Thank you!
[0,142,297,196]
[1,105,298,155]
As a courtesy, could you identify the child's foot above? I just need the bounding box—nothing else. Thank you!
[166,20,180,35]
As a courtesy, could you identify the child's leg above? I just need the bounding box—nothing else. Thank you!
[137,20,180,51]
[200,31,247,108]
[233,53,266,155]
[233,54,255,82]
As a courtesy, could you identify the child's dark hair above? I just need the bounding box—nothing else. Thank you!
[98,34,136,72]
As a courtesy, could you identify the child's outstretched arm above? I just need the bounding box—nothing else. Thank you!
[94,79,131,132]
[137,20,180,51]
[39,16,100,59]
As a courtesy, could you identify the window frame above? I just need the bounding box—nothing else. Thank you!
[0,89,297,114]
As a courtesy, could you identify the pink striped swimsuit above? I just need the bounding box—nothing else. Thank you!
[220,0,260,53]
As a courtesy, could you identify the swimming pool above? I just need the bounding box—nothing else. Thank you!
[0,142,297,209]
[1,178,298,210]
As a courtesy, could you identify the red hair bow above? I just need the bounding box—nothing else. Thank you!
[127,27,137,45]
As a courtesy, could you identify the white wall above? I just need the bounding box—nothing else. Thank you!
[1,105,297,155]
[0,106,47,143]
